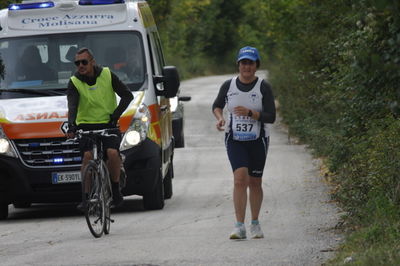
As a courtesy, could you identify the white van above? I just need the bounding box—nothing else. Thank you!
[0,0,181,219]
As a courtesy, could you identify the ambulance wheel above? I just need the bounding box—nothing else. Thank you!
[0,203,8,220]
[143,170,164,210]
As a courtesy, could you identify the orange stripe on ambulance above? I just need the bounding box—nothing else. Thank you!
[13,112,68,121]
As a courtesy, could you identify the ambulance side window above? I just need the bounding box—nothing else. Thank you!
[147,36,155,75]
[147,31,165,91]
[152,32,165,68]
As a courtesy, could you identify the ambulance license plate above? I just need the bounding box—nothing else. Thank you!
[52,171,81,184]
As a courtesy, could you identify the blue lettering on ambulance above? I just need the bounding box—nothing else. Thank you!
[20,14,114,28]
[39,20,98,28]
[22,16,59,24]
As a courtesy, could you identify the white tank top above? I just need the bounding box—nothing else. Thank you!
[226,77,269,140]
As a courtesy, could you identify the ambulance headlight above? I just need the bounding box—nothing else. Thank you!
[120,104,151,151]
[0,139,10,153]
[124,131,141,146]
[0,126,17,158]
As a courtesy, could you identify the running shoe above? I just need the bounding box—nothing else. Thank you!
[250,223,264,239]
[229,224,247,239]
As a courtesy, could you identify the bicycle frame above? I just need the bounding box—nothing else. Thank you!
[74,128,118,237]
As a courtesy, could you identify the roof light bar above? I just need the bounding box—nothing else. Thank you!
[79,0,125,5]
[8,1,55,10]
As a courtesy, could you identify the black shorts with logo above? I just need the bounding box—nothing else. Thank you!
[77,123,121,158]
[225,133,270,178]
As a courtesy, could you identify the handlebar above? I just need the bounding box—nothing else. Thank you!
[76,128,119,137]
[66,128,119,142]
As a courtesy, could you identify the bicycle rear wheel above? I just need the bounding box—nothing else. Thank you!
[82,161,105,238]
[100,161,112,235]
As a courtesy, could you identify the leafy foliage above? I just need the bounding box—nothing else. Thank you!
[264,0,400,263]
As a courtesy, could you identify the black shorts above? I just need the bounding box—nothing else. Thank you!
[77,123,121,158]
[225,133,270,177]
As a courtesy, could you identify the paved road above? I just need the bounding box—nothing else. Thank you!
[0,72,341,266]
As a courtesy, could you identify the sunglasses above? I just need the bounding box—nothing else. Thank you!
[74,59,90,66]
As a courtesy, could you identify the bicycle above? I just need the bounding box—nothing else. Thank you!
[73,128,119,238]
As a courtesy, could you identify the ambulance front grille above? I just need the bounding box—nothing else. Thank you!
[13,138,82,168]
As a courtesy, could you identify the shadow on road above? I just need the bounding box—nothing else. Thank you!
[3,197,145,221]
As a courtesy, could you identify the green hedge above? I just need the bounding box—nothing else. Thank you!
[267,1,400,263]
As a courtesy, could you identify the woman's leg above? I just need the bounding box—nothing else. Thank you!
[233,167,249,223]
[248,136,268,221]
[249,176,263,221]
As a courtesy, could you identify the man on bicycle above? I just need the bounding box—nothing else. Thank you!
[67,47,133,209]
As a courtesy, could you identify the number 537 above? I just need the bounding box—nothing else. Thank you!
[236,123,253,132]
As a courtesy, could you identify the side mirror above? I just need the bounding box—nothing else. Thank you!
[154,66,180,98]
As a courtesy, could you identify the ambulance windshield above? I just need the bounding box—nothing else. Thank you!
[0,31,146,93]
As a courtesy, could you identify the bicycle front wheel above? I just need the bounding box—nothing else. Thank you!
[100,160,112,235]
[82,161,105,238]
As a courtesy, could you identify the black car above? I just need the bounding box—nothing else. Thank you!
[171,95,191,148]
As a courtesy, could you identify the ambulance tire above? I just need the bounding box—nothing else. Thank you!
[0,203,8,220]
[143,170,165,210]
[164,161,173,199]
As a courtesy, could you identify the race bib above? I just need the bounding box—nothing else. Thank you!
[232,115,260,141]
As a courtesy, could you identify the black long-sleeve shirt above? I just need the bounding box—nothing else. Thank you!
[212,77,276,124]
[67,65,133,127]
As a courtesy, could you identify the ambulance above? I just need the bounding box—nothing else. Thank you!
[0,0,180,219]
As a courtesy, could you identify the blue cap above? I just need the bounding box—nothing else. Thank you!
[237,46,260,62]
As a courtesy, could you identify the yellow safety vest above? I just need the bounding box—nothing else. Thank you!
[71,67,117,125]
